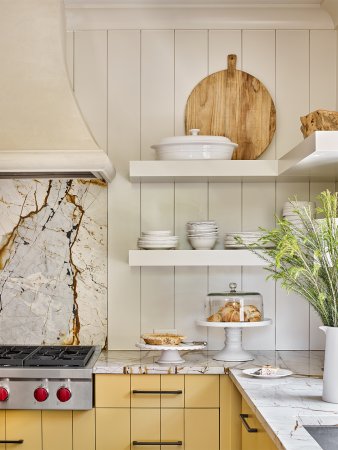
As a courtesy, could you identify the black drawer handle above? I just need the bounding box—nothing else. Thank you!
[133,441,182,446]
[240,414,258,433]
[132,390,182,395]
[0,440,24,444]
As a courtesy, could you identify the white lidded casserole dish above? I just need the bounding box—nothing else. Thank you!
[151,129,238,160]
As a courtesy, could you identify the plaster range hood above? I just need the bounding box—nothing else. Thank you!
[0,0,115,182]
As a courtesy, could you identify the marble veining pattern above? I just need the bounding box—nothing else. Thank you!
[95,350,338,449]
[0,179,107,345]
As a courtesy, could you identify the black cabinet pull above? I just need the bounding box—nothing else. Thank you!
[0,440,24,444]
[240,414,258,433]
[133,441,182,446]
[132,390,182,395]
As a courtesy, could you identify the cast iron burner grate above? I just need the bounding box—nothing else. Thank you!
[0,346,39,366]
[24,346,95,367]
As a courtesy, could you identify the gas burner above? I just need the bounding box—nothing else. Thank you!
[24,346,95,367]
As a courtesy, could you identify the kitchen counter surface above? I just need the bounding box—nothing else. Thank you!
[95,350,338,450]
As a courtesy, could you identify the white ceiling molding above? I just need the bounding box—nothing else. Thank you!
[322,0,338,28]
[65,4,333,30]
[65,0,322,6]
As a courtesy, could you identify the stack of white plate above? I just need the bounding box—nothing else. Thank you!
[186,221,218,249]
[224,231,273,249]
[138,231,179,250]
[283,201,315,226]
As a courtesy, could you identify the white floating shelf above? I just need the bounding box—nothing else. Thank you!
[128,250,266,267]
[129,160,278,182]
[130,132,338,182]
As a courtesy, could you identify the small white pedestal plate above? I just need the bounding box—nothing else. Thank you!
[135,342,206,364]
[197,319,272,362]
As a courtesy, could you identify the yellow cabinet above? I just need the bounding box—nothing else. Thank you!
[185,409,219,450]
[185,375,219,408]
[42,411,72,450]
[241,398,277,450]
[161,409,184,448]
[73,410,95,450]
[0,412,5,450]
[96,408,130,450]
[95,374,130,407]
[6,410,42,450]
[161,375,184,408]
[131,409,160,450]
[131,375,161,408]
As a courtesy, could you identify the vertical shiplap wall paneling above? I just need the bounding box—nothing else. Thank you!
[140,31,175,333]
[107,31,141,349]
[276,30,310,159]
[74,31,108,151]
[241,30,276,350]
[309,30,336,112]
[276,182,310,350]
[66,32,74,87]
[275,31,310,349]
[208,30,242,349]
[308,30,336,349]
[174,31,209,340]
[309,181,335,349]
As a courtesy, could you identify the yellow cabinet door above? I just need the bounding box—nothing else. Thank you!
[161,375,184,408]
[6,410,42,450]
[73,410,95,450]
[42,411,72,450]
[96,408,130,450]
[185,375,219,408]
[161,409,184,449]
[0,412,5,450]
[185,409,219,450]
[131,409,160,450]
[95,374,130,407]
[242,398,278,450]
[131,375,160,408]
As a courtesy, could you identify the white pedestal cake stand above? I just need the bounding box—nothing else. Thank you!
[197,319,272,362]
[135,342,206,364]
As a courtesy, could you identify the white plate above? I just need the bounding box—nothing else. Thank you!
[242,368,293,378]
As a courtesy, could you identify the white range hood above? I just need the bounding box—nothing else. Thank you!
[0,0,115,182]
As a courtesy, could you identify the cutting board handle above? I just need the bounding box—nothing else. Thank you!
[227,54,237,73]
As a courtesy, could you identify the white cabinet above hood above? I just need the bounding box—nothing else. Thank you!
[0,0,115,182]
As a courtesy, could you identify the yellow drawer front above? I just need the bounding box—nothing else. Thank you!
[6,410,42,450]
[185,409,219,450]
[131,408,160,450]
[185,375,219,408]
[161,375,184,408]
[161,408,184,449]
[42,411,72,450]
[96,408,130,450]
[131,375,161,408]
[95,374,130,407]
[73,410,95,450]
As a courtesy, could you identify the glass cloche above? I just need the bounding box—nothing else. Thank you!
[206,282,263,323]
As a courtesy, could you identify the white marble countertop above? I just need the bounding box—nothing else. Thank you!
[94,350,338,450]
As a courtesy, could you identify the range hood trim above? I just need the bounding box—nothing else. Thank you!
[0,150,115,183]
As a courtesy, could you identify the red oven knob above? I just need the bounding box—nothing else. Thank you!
[57,387,71,403]
[34,387,49,402]
[0,387,9,401]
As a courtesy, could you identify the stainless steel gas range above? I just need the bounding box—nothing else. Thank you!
[0,345,101,410]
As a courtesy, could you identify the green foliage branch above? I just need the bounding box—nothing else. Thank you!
[243,190,338,327]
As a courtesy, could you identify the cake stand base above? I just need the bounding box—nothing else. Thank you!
[157,349,185,365]
[213,328,254,362]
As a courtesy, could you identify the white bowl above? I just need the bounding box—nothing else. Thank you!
[188,236,217,250]
[142,230,172,236]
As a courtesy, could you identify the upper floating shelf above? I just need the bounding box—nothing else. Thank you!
[129,131,338,182]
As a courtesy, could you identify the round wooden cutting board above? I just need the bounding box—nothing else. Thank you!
[185,54,276,160]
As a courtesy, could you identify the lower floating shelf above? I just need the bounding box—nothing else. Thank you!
[128,250,266,267]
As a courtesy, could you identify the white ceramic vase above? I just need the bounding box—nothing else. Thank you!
[320,326,338,403]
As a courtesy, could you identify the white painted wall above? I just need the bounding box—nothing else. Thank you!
[66,6,337,351]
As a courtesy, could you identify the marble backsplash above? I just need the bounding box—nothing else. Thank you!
[0,179,107,346]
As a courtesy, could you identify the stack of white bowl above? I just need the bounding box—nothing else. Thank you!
[283,201,315,226]
[138,231,179,250]
[186,221,218,250]
[224,231,272,249]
